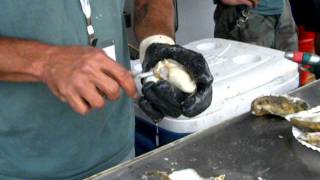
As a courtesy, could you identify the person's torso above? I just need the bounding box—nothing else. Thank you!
[213,0,284,15]
[251,0,284,15]
[0,0,134,179]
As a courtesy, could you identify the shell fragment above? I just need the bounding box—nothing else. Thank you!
[168,169,225,180]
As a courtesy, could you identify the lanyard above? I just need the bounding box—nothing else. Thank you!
[80,0,98,46]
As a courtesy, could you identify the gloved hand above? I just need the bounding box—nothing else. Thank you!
[138,35,213,122]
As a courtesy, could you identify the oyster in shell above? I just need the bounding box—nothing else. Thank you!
[153,59,197,94]
[286,106,320,131]
[251,95,309,118]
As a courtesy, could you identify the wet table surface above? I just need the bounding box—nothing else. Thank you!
[90,81,320,180]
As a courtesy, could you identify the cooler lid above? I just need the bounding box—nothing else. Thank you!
[179,38,299,119]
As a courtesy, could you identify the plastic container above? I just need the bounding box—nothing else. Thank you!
[133,38,299,154]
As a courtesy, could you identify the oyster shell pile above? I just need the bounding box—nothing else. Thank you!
[251,95,309,118]
[251,95,320,148]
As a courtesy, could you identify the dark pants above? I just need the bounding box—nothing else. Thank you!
[214,0,298,51]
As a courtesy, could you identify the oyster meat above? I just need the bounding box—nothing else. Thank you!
[153,59,197,94]
[251,95,309,118]
[286,106,320,131]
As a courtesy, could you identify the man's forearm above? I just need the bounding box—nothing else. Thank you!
[0,37,51,82]
[134,0,175,41]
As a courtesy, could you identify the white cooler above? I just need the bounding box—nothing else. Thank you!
[133,38,299,154]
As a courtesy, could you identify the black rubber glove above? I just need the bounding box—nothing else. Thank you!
[138,43,213,122]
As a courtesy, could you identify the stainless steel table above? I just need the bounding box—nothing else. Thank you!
[90,81,320,180]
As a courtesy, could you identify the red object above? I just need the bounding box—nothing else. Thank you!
[298,26,316,86]
[292,51,304,63]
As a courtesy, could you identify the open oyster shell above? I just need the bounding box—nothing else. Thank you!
[286,106,320,131]
[292,127,320,152]
[251,95,310,118]
[298,132,320,147]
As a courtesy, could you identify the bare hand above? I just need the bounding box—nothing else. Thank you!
[41,46,137,115]
[221,0,259,8]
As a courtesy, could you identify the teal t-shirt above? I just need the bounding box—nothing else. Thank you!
[251,0,284,15]
[0,0,134,179]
